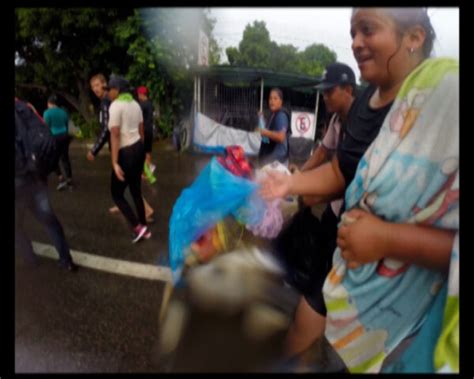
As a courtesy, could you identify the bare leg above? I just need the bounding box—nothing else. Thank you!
[146,153,152,166]
[143,196,154,219]
[285,297,326,358]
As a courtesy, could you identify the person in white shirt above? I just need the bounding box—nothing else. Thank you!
[106,75,150,243]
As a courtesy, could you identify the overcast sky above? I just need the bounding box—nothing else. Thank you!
[209,7,459,83]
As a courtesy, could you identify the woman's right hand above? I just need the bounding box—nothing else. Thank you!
[259,170,292,200]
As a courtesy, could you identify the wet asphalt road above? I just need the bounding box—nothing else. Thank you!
[15,138,339,373]
[19,139,212,264]
[16,139,193,372]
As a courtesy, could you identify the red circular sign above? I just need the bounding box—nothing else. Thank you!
[296,114,311,135]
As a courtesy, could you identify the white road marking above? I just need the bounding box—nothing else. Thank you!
[32,241,172,283]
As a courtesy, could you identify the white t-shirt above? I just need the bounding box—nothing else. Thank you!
[108,99,143,149]
[322,113,343,217]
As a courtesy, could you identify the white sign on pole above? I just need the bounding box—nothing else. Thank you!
[291,112,316,140]
[198,30,209,66]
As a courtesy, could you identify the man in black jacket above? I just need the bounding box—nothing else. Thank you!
[87,73,120,214]
[15,98,78,271]
[87,73,112,161]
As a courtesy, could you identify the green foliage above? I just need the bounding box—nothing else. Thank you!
[70,112,100,139]
[15,8,135,120]
[226,47,240,65]
[15,8,221,137]
[156,107,175,139]
[225,21,337,77]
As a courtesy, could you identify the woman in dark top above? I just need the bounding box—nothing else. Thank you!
[260,7,458,373]
[257,88,290,167]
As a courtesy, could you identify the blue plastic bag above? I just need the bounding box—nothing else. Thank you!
[169,157,262,283]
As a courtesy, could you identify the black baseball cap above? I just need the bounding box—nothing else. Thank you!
[315,62,356,91]
[105,75,130,92]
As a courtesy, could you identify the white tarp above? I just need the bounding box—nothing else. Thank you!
[193,112,261,155]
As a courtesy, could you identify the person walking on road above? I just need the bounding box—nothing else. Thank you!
[43,94,73,191]
[15,98,78,272]
[136,85,156,175]
[88,74,154,222]
[107,75,151,243]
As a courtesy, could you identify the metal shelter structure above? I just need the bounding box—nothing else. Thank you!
[191,65,325,135]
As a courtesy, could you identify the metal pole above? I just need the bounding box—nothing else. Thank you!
[314,90,320,141]
[259,77,264,113]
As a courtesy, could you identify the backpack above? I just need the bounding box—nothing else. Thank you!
[15,99,59,179]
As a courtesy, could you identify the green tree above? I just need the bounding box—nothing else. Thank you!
[225,21,337,77]
[231,21,274,68]
[297,43,337,77]
[15,8,134,123]
[15,8,222,138]
[271,43,299,73]
[226,47,240,65]
[130,8,221,135]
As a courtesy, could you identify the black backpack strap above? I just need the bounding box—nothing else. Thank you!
[15,100,34,160]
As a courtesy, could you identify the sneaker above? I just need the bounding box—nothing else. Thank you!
[132,224,149,243]
[57,181,68,191]
[144,229,152,239]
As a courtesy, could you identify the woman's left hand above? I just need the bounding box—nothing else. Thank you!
[113,163,125,181]
[337,209,389,269]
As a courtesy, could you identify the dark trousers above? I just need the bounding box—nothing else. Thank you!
[54,134,72,180]
[304,204,339,316]
[15,176,73,265]
[111,140,146,228]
